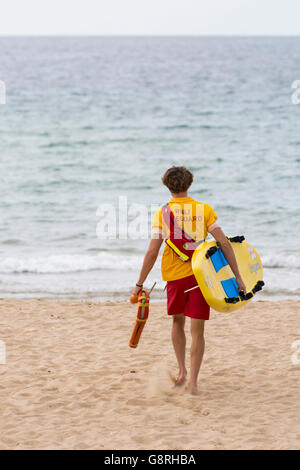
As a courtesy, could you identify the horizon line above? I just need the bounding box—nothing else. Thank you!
[0,34,300,38]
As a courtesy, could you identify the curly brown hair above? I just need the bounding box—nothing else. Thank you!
[161,166,194,194]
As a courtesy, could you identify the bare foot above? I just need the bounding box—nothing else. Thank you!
[186,382,199,395]
[175,369,187,386]
[168,369,187,386]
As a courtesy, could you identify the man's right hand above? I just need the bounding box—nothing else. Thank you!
[132,285,142,298]
[236,275,246,294]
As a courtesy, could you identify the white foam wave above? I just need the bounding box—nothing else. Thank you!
[262,253,300,269]
[0,250,299,275]
[0,252,142,274]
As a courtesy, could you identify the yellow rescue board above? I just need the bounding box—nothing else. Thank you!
[191,237,264,313]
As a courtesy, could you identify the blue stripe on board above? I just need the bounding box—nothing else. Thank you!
[221,278,239,298]
[211,248,228,273]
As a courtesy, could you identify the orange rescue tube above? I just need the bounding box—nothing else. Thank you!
[129,289,150,348]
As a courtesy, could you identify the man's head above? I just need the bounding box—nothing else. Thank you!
[162,166,194,195]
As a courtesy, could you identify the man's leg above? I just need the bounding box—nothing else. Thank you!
[171,314,187,384]
[188,318,205,394]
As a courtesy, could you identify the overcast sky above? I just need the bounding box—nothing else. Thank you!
[0,0,300,36]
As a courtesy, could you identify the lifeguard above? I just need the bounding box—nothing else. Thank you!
[131,166,246,395]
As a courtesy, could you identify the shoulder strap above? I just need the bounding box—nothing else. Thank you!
[162,203,197,244]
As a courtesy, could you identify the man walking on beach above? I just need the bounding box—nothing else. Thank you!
[132,166,246,394]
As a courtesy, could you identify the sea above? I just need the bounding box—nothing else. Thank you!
[0,36,299,301]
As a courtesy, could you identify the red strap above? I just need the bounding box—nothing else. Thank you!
[162,204,198,244]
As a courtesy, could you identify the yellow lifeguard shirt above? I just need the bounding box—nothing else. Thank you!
[152,197,218,281]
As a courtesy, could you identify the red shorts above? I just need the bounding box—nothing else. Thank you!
[166,274,210,320]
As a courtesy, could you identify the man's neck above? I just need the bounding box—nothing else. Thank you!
[171,192,188,198]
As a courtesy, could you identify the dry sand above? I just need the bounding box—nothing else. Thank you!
[0,298,300,450]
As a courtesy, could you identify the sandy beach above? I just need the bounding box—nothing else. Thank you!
[0,298,299,450]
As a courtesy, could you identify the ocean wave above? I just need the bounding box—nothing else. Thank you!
[0,253,142,274]
[40,140,90,148]
[260,286,300,297]
[0,251,299,275]
[2,239,24,245]
[262,253,300,269]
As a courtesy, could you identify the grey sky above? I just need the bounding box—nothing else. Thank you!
[0,0,300,36]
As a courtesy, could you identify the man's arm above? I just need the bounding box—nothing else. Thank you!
[132,237,163,296]
[209,227,246,293]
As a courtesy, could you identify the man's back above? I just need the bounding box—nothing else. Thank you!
[152,196,218,281]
